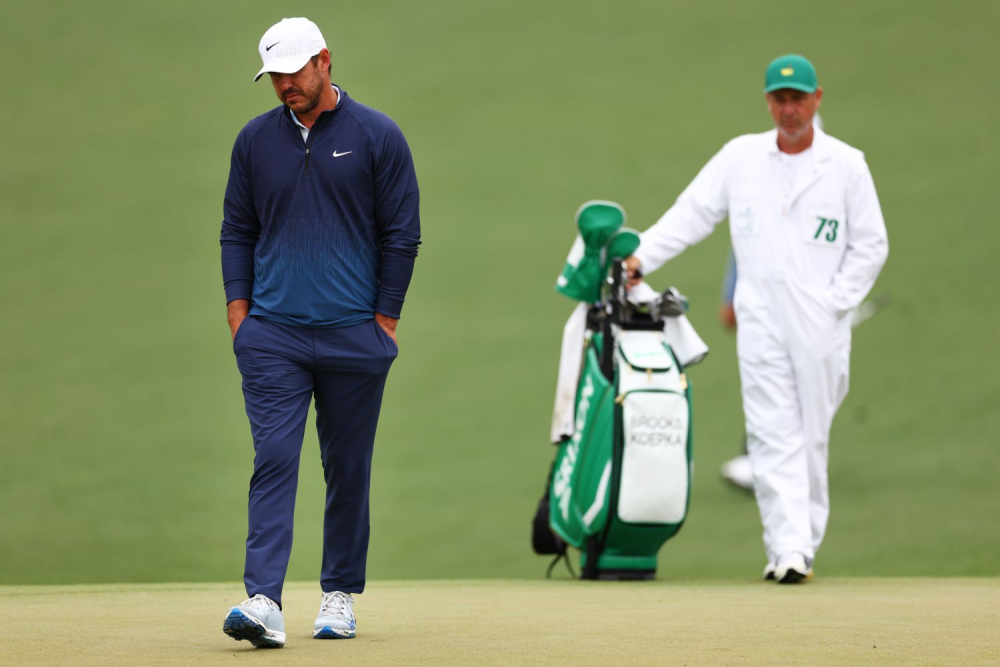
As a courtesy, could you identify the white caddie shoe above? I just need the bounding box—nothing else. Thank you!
[314,591,356,639]
[720,454,754,491]
[763,561,777,581]
[223,594,286,648]
[775,553,814,584]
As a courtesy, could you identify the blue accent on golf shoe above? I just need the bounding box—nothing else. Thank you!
[314,624,356,639]
[314,591,356,639]
[223,601,286,648]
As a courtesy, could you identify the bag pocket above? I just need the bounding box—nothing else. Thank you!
[615,330,691,525]
[618,389,689,524]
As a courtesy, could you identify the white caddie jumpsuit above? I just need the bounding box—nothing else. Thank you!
[634,127,888,563]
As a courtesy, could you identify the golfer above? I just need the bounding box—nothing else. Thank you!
[627,55,887,583]
[220,17,420,646]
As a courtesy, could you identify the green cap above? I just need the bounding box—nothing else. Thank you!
[764,54,818,94]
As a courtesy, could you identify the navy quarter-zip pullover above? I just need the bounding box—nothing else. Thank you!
[221,87,420,327]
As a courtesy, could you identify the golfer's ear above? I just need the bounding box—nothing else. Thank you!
[317,49,332,75]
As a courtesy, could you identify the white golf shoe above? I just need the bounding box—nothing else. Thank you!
[720,454,754,491]
[223,594,286,648]
[314,591,356,639]
[763,561,776,581]
[775,553,813,584]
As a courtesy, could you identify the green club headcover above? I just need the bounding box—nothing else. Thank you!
[555,201,626,302]
[602,227,641,275]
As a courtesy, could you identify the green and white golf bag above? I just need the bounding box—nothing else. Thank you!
[534,201,700,580]
[548,325,693,579]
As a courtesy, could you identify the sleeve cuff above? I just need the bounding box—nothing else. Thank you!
[375,293,405,320]
[224,280,253,304]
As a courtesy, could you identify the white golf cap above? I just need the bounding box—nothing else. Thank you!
[254,17,327,82]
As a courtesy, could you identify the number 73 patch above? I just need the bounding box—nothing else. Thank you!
[808,215,842,246]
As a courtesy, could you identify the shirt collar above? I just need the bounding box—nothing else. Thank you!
[289,84,342,130]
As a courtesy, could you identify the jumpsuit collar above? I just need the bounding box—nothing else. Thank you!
[766,125,831,163]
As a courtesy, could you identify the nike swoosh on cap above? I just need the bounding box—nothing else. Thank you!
[266,42,280,51]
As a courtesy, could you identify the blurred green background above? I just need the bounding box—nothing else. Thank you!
[1,0,997,585]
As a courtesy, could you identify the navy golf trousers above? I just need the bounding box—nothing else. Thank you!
[233,315,397,605]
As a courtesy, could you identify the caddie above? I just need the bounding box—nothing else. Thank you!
[220,17,420,646]
[626,54,888,583]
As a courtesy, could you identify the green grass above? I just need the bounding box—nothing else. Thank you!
[0,0,998,585]
[2,580,998,665]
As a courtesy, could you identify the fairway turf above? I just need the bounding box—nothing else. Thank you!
[1,0,998,585]
[2,580,997,665]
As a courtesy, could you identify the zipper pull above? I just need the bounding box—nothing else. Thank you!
[614,393,626,405]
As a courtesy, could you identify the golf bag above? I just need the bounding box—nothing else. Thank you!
[533,201,701,580]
